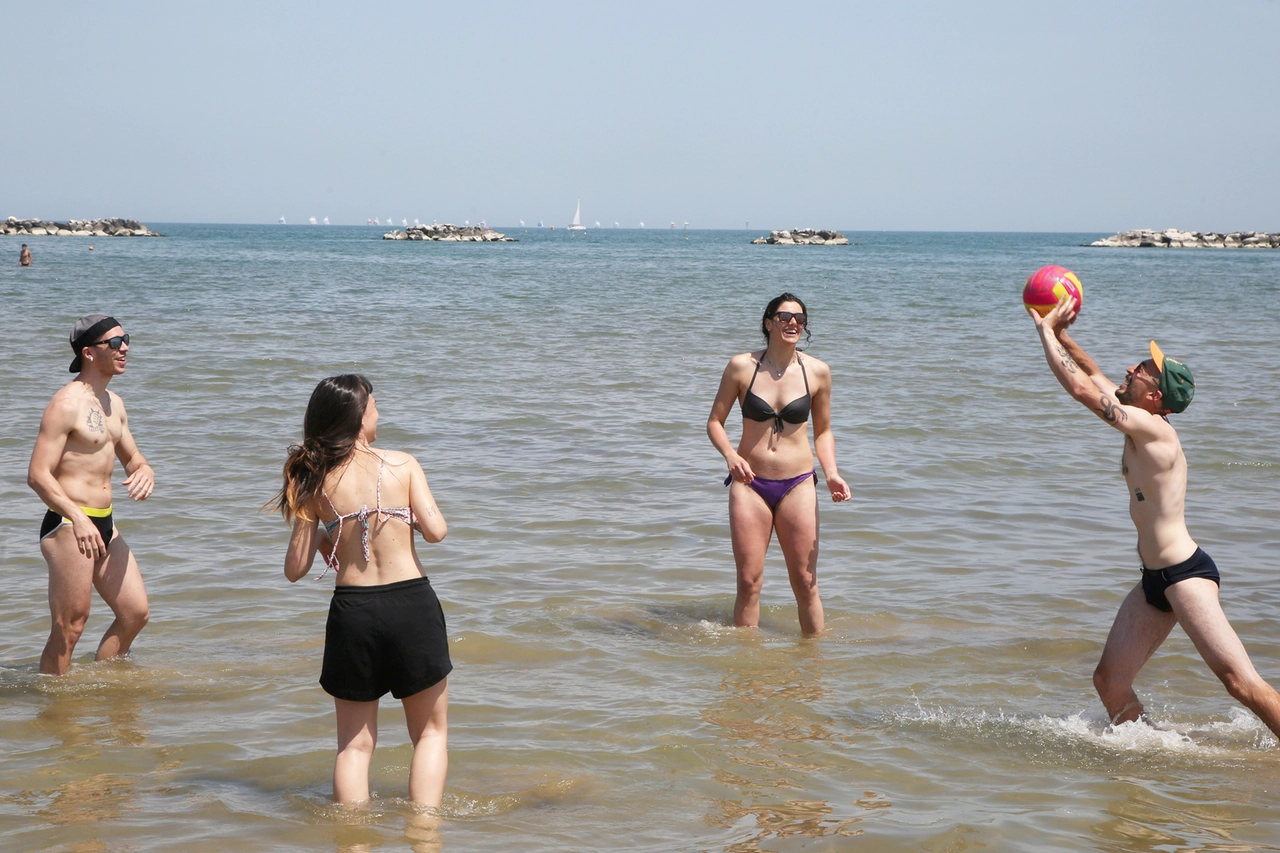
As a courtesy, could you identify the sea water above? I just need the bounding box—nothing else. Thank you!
[1,225,1278,851]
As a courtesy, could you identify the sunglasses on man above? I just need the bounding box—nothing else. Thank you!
[91,334,129,350]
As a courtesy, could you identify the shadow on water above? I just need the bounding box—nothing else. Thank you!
[699,643,881,850]
[1090,774,1280,853]
[0,665,167,849]
[292,778,588,853]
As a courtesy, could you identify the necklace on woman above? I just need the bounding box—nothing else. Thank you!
[764,352,794,379]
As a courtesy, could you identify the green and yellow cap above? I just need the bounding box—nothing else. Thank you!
[1149,340,1195,413]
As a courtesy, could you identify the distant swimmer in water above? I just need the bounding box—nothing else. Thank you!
[20,243,32,265]
[707,293,851,637]
[1030,294,1280,738]
[273,375,451,806]
[27,315,154,674]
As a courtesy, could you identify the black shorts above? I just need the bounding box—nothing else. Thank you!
[1141,547,1220,613]
[39,508,114,544]
[320,576,452,702]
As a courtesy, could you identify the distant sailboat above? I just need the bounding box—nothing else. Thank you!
[278,216,286,224]
[520,220,525,227]
[309,216,317,225]
[323,217,330,225]
[568,201,586,232]
[594,221,601,228]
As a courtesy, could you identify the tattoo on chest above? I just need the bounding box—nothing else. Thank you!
[86,407,105,434]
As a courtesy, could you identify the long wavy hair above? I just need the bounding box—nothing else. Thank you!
[761,292,812,348]
[272,374,372,523]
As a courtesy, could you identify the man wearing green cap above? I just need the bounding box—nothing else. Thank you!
[1030,295,1280,739]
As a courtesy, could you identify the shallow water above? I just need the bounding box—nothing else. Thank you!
[2,226,1279,851]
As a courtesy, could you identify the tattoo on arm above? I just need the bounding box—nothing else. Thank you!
[1053,343,1079,374]
[425,506,437,517]
[1098,396,1129,424]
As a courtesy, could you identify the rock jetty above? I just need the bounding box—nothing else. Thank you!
[383,223,516,242]
[1091,229,1280,248]
[752,229,849,245]
[2,217,162,237]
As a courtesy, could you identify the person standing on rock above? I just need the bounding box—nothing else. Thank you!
[19,243,32,266]
[27,315,154,675]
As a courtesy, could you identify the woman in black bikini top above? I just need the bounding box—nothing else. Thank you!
[707,293,852,638]
[740,350,812,433]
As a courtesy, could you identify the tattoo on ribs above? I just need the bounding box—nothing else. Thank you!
[1098,396,1128,424]
[86,407,105,434]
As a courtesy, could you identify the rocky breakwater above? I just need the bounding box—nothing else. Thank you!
[383,223,516,242]
[1091,229,1280,248]
[2,217,162,237]
[752,228,849,245]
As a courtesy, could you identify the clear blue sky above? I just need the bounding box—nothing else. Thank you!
[5,1,1278,231]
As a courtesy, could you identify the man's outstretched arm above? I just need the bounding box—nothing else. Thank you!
[1057,329,1118,396]
[1029,297,1138,432]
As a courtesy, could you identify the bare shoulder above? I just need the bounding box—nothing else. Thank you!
[373,448,423,472]
[42,383,86,426]
[728,350,765,379]
[1133,410,1181,446]
[799,352,833,381]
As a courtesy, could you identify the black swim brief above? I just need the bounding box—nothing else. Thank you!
[39,508,114,544]
[320,576,453,702]
[1141,547,1220,613]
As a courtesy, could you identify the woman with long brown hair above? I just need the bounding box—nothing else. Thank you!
[274,374,451,807]
[707,293,851,637]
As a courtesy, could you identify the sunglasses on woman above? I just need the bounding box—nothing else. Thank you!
[772,311,807,327]
[91,334,130,350]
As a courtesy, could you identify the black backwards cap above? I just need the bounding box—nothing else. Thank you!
[69,315,120,373]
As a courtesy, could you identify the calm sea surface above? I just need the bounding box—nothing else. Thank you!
[2,225,1279,852]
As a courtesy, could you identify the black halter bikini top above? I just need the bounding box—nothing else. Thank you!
[741,353,811,433]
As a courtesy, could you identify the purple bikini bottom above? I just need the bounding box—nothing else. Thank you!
[724,471,816,510]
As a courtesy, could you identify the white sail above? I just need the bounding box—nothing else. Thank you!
[569,200,586,231]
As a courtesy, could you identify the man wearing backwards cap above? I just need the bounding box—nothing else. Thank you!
[1029,295,1280,739]
[26,315,155,675]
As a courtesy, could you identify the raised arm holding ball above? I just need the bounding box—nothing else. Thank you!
[1030,291,1280,739]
